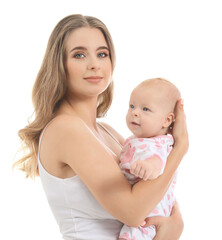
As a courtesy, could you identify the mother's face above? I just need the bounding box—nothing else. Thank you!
[65,27,112,99]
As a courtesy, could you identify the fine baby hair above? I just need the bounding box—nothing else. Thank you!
[138,77,181,115]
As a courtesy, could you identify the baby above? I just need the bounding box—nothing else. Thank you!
[119,78,181,240]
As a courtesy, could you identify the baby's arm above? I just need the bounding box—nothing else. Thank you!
[130,155,163,181]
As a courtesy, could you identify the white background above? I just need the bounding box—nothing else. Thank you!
[1,0,222,239]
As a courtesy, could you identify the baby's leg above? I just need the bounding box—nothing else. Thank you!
[119,225,156,240]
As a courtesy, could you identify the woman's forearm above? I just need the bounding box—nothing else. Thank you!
[171,200,184,228]
[123,145,186,226]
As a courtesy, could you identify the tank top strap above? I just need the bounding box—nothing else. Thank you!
[38,120,122,161]
[38,120,55,161]
[97,122,122,148]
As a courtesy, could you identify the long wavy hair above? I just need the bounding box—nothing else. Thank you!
[13,14,116,178]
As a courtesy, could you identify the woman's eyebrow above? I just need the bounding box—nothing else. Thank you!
[70,46,109,53]
[70,46,86,53]
[97,46,109,51]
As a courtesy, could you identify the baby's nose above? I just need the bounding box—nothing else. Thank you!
[132,109,139,117]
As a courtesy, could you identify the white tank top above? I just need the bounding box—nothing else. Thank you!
[38,123,123,240]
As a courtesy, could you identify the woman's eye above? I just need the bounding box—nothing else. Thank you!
[98,52,108,58]
[143,107,150,112]
[74,53,85,58]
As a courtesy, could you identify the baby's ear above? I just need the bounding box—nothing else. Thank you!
[162,112,175,128]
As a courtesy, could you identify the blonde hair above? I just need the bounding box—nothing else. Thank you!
[13,14,116,178]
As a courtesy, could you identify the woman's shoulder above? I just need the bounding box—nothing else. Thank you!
[43,114,88,143]
[40,115,92,163]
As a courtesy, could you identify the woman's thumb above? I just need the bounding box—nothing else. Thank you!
[144,216,163,227]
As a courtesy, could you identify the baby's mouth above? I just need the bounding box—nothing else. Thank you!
[131,122,140,126]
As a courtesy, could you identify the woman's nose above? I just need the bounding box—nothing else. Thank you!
[87,56,100,70]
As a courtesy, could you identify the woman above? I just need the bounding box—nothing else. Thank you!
[14,14,188,239]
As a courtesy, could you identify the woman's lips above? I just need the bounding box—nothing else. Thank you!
[84,76,103,83]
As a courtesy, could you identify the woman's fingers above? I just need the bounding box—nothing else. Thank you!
[172,99,189,151]
[142,216,164,228]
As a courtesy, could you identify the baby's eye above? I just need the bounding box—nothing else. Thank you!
[98,52,109,58]
[143,107,150,112]
[130,104,135,109]
[74,53,85,58]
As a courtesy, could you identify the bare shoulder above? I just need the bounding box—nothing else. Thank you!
[43,116,126,186]
[47,114,85,133]
[41,115,89,159]
[99,121,125,146]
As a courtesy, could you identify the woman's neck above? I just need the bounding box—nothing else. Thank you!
[57,97,98,128]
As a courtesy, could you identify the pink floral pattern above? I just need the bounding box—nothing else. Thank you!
[119,135,177,239]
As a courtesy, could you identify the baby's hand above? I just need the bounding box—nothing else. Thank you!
[130,156,163,181]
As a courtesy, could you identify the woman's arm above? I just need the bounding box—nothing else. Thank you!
[49,100,188,227]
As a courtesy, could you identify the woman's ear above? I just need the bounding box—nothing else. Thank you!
[162,112,175,128]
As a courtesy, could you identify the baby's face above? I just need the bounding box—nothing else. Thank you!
[126,84,170,138]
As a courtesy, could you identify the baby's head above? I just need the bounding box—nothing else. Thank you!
[126,78,181,138]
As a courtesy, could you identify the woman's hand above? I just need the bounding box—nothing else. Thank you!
[171,99,189,153]
[142,201,184,240]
